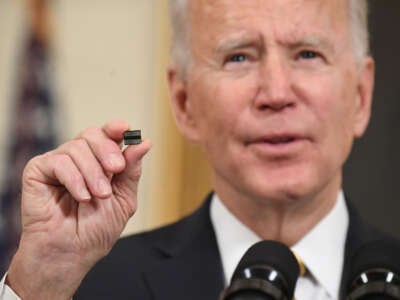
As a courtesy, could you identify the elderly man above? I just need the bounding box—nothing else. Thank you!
[0,0,394,299]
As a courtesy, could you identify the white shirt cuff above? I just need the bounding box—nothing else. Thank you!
[0,273,21,300]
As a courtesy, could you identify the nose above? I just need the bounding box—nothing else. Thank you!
[253,54,295,111]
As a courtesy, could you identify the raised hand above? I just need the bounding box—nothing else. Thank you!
[6,120,151,299]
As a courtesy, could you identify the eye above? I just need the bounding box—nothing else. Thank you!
[227,54,248,63]
[298,50,319,60]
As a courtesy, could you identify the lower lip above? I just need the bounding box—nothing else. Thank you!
[248,139,308,156]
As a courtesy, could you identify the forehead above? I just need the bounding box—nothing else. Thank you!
[188,0,350,45]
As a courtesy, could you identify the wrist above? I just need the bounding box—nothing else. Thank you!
[7,246,87,300]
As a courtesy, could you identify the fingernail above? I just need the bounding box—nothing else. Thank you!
[98,179,112,196]
[80,187,91,200]
[109,153,124,169]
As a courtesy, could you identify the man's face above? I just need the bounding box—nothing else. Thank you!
[169,0,374,203]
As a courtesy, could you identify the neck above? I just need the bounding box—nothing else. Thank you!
[213,174,342,246]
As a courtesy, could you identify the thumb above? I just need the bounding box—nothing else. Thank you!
[112,139,152,207]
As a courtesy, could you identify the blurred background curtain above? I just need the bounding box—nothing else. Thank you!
[0,0,58,274]
[0,0,212,274]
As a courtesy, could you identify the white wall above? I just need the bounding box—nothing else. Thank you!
[0,0,159,235]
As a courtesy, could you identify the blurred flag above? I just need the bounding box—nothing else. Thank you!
[0,0,58,274]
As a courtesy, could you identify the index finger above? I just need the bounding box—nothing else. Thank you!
[102,119,131,143]
[76,120,130,174]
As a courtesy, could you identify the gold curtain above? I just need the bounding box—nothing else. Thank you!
[148,0,212,229]
[28,0,51,44]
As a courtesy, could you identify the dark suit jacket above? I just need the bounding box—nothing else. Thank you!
[74,193,396,299]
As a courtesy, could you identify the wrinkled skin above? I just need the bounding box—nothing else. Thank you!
[7,120,151,299]
[168,0,374,243]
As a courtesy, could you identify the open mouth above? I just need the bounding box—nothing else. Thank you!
[246,133,308,155]
[263,136,297,144]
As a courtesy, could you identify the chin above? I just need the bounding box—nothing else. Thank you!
[244,168,319,204]
[256,184,311,205]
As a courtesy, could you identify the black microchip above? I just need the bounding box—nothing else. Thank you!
[123,130,142,145]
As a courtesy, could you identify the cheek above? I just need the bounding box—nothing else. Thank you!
[323,76,358,144]
[193,74,258,138]
[296,70,356,128]
[190,73,259,172]
[295,71,358,158]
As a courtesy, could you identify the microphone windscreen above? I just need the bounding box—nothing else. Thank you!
[350,240,400,281]
[231,240,300,297]
[347,239,400,300]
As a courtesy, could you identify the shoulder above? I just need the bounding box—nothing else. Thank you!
[340,200,400,298]
[346,200,400,250]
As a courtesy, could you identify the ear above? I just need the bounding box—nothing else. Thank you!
[167,66,201,143]
[353,56,375,138]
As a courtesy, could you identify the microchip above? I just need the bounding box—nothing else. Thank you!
[123,130,142,145]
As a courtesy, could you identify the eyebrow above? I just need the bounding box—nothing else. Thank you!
[215,34,262,54]
[286,36,335,53]
[214,34,336,55]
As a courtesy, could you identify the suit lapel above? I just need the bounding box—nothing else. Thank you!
[143,196,381,299]
[143,195,225,300]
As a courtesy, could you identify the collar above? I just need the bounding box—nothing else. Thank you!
[210,191,349,298]
[292,191,348,298]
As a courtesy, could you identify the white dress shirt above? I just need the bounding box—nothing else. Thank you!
[210,191,349,300]
[0,274,19,300]
[0,191,348,300]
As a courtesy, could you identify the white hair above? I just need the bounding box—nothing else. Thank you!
[168,0,370,76]
[349,0,370,61]
[169,0,190,77]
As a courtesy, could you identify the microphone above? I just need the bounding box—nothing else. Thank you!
[346,240,400,299]
[220,240,300,300]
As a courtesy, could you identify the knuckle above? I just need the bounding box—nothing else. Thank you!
[22,155,42,180]
[55,153,71,166]
[53,155,82,183]
[68,138,88,150]
[68,171,84,186]
[79,126,100,138]
[25,154,41,169]
[59,139,90,158]
[71,138,89,151]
